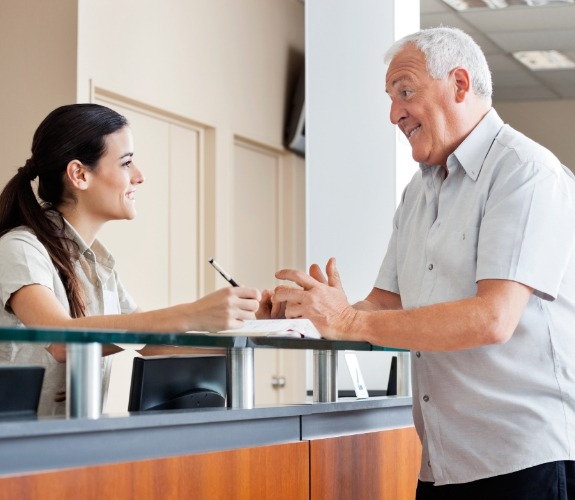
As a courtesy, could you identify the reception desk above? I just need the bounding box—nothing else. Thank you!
[0,397,419,499]
[0,327,420,499]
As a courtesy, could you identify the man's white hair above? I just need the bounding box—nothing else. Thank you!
[385,26,492,102]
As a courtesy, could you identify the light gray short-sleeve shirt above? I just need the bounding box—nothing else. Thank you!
[0,218,138,416]
[375,109,575,485]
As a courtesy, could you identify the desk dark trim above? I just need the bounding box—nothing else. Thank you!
[0,396,412,476]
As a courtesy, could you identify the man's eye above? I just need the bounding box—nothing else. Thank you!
[401,89,413,98]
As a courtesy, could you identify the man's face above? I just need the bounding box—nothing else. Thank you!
[386,44,459,167]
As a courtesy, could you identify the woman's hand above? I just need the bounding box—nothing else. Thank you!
[185,286,261,332]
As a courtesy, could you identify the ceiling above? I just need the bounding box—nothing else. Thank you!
[420,0,575,101]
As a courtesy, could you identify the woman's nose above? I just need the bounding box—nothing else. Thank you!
[131,163,145,184]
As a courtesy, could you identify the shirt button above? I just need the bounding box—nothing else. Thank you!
[416,352,421,358]
[428,264,434,271]
[423,395,430,402]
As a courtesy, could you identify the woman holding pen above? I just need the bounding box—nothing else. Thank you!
[0,103,261,416]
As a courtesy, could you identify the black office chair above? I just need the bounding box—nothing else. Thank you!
[127,355,227,412]
[0,365,45,418]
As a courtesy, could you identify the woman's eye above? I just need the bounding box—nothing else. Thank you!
[122,160,132,168]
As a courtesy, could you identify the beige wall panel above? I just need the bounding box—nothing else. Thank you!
[231,142,279,290]
[0,0,77,189]
[280,153,306,271]
[77,0,304,150]
[170,124,201,305]
[496,99,575,173]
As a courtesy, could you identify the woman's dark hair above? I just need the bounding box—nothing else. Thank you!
[0,103,129,318]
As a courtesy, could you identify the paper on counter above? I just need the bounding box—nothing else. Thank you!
[218,319,321,339]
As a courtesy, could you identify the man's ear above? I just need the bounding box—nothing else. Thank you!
[66,160,89,190]
[452,67,471,103]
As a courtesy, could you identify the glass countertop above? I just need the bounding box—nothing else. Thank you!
[0,325,406,352]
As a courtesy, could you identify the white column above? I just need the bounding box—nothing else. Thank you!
[305,0,419,393]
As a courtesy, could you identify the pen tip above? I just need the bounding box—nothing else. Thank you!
[209,258,214,264]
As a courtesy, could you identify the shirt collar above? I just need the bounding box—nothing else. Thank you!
[450,108,504,181]
[417,108,504,181]
[56,214,116,269]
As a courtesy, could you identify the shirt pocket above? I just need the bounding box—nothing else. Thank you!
[436,226,480,300]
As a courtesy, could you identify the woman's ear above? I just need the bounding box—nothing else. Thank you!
[66,160,89,190]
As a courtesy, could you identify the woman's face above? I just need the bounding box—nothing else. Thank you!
[83,126,144,223]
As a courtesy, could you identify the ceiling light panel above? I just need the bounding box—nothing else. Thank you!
[513,50,575,69]
[441,0,573,10]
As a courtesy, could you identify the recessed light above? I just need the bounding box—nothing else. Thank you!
[513,50,575,70]
[441,0,573,10]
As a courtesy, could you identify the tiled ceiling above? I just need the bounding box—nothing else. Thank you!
[420,0,575,101]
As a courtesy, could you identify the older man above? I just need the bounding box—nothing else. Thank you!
[274,27,575,499]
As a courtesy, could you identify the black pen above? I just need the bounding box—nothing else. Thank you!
[209,258,239,287]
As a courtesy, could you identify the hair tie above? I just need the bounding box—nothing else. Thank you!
[18,158,38,181]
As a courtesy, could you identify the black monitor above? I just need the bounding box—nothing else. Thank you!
[285,64,305,156]
[0,365,45,418]
[128,355,227,412]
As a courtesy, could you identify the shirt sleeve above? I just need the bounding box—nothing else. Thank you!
[0,230,56,312]
[477,160,575,301]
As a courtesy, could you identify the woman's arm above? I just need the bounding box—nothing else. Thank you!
[10,283,261,333]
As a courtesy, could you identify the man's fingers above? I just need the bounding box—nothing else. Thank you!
[326,257,343,289]
[273,285,308,303]
[270,299,286,319]
[283,303,303,319]
[309,263,328,284]
[275,268,319,291]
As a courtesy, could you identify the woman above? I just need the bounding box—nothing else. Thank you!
[0,104,261,416]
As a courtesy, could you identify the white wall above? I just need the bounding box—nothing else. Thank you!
[306,0,419,393]
[306,0,418,303]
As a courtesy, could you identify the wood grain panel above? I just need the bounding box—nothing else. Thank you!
[310,426,421,500]
[0,442,309,500]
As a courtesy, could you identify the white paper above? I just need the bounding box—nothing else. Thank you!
[218,319,321,339]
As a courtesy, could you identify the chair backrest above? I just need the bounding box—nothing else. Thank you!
[128,355,227,412]
[0,365,45,418]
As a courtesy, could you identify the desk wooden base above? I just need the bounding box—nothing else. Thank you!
[0,442,309,500]
[311,426,421,499]
[0,427,420,500]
